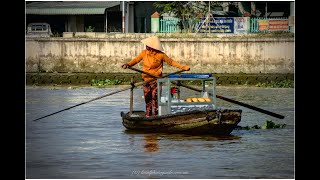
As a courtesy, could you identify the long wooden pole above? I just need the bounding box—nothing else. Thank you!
[32,69,185,121]
[129,77,134,115]
[128,67,285,119]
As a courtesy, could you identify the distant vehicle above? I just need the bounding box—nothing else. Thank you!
[26,23,52,37]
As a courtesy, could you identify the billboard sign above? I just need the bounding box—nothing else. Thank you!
[197,17,234,33]
[234,17,249,34]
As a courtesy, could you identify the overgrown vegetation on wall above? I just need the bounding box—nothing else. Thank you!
[255,79,294,88]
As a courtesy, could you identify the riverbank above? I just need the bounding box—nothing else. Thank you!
[26,72,294,88]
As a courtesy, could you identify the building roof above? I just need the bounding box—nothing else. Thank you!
[26,1,120,15]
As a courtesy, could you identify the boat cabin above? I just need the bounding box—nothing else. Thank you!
[122,73,242,135]
[157,73,216,115]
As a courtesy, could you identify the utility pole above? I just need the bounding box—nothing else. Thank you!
[105,11,108,33]
[265,2,268,18]
[122,1,126,33]
[208,1,210,33]
[126,1,130,33]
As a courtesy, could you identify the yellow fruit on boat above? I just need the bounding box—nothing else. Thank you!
[198,98,205,102]
[204,98,211,102]
[191,98,198,102]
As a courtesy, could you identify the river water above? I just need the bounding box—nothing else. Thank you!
[26,85,294,179]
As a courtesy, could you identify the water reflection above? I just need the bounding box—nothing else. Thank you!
[143,134,159,153]
[156,133,241,141]
[125,130,241,153]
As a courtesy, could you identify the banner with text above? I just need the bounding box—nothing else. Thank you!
[197,17,234,33]
[268,19,289,31]
[258,19,289,31]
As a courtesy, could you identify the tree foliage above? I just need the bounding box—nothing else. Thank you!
[153,1,223,32]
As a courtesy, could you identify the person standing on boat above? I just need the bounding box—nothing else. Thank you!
[121,36,190,117]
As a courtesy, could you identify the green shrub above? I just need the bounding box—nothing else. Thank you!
[255,79,294,88]
[85,26,95,32]
[91,79,122,87]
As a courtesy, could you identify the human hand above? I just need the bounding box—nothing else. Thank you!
[122,64,129,69]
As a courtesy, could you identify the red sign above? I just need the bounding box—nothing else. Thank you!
[268,19,289,31]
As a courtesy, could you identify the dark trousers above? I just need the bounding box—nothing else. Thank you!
[143,81,158,116]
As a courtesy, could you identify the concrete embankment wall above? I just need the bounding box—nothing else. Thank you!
[26,33,294,74]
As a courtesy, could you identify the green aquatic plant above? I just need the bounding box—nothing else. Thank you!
[235,120,286,130]
[261,120,286,129]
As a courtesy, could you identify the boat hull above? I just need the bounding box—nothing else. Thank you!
[121,109,242,135]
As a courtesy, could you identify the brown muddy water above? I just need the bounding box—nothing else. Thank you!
[26,85,294,179]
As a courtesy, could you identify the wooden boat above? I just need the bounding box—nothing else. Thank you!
[121,73,242,135]
[121,109,242,135]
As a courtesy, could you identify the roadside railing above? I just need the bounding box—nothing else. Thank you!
[160,18,180,33]
[159,17,291,33]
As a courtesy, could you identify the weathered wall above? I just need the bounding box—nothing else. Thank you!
[26,34,294,74]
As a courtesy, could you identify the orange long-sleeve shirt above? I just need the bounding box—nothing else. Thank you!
[127,50,190,81]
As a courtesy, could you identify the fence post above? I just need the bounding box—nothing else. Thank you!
[151,11,160,33]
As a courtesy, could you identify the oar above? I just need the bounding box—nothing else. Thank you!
[128,67,285,119]
[173,83,285,119]
[32,69,186,121]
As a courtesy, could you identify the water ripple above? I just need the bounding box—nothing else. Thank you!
[26,86,294,179]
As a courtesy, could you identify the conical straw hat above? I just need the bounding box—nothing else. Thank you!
[141,36,164,51]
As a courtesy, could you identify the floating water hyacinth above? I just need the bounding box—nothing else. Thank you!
[235,120,286,130]
[261,120,286,129]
